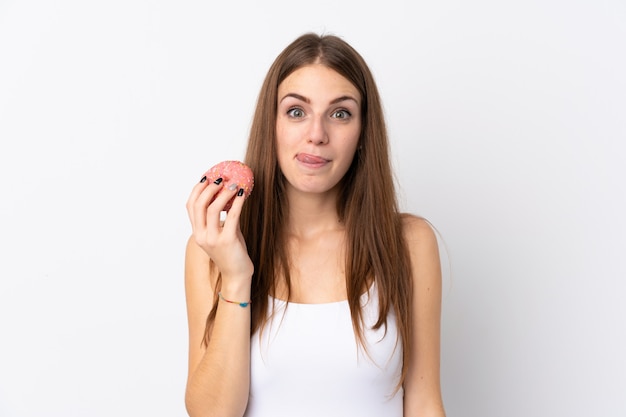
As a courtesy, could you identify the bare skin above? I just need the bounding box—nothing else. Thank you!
[402,216,446,417]
[185,181,252,417]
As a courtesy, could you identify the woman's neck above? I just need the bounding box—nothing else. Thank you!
[285,187,343,239]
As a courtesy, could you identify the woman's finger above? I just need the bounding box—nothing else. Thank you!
[189,177,224,232]
[185,175,210,222]
[205,181,240,231]
[221,187,246,234]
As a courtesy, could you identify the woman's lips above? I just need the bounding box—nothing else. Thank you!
[296,153,329,166]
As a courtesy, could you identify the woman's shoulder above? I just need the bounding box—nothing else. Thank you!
[398,213,442,286]
[399,213,438,246]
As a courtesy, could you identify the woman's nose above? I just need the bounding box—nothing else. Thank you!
[307,116,329,145]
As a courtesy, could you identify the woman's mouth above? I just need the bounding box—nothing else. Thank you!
[296,153,329,167]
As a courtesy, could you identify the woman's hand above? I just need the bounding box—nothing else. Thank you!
[185,177,254,282]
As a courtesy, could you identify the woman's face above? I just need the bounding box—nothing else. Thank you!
[275,64,362,198]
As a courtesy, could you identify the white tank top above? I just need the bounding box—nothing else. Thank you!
[244,283,403,417]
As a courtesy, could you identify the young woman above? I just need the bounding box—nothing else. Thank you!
[184,33,445,417]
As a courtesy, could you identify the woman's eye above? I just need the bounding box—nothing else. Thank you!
[331,109,351,119]
[287,108,305,118]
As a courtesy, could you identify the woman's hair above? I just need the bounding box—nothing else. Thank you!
[205,33,413,386]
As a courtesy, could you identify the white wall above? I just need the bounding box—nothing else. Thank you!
[1,1,624,416]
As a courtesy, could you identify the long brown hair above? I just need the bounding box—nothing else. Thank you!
[206,33,413,386]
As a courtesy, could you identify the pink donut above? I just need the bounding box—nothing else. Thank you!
[204,160,254,211]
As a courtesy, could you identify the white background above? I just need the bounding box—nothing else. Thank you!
[1,0,625,416]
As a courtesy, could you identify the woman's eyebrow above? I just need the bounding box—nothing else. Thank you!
[279,93,359,105]
[329,95,359,105]
[279,93,309,104]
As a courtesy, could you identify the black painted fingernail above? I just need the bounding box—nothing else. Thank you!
[213,177,223,185]
[237,188,244,197]
[200,176,207,183]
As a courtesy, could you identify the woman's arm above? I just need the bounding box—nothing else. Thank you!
[402,216,446,417]
[184,178,254,417]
